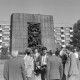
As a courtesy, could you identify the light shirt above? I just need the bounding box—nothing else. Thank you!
[52,54,55,56]
[34,52,40,61]
[60,49,64,56]
[24,54,27,60]
[24,54,34,77]
[41,54,47,65]
[74,52,78,58]
[60,48,66,56]
[69,52,72,56]
[35,52,39,59]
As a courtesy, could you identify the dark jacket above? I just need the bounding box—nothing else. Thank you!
[3,57,26,80]
[47,55,63,80]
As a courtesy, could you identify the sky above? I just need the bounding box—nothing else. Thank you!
[0,0,80,27]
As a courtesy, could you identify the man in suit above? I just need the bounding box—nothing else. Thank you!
[47,49,63,80]
[3,51,26,80]
[65,49,80,80]
[40,47,48,80]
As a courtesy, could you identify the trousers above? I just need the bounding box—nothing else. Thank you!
[40,65,47,80]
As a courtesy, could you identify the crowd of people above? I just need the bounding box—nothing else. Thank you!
[3,45,80,80]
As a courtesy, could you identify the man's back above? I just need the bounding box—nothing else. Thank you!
[3,57,26,80]
[69,53,79,75]
[47,55,63,79]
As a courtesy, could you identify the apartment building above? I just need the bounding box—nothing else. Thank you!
[54,25,73,48]
[0,25,2,52]
[0,24,10,54]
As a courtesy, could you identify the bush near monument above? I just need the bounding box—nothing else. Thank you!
[0,47,10,59]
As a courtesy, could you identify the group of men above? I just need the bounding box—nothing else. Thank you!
[3,46,63,80]
[3,46,80,80]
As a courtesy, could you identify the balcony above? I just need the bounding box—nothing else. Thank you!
[62,45,66,47]
[61,35,65,37]
[70,29,73,32]
[61,29,64,32]
[61,39,65,42]
[70,35,73,37]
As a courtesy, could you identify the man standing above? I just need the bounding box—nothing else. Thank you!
[47,49,63,80]
[24,48,34,80]
[40,47,48,80]
[3,51,26,80]
[65,49,80,80]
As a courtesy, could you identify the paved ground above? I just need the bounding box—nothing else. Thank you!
[0,62,5,80]
[0,56,66,80]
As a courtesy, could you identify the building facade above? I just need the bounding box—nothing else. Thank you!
[54,25,73,47]
[0,23,73,53]
[0,24,10,54]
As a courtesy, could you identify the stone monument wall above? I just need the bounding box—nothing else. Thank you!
[10,13,56,52]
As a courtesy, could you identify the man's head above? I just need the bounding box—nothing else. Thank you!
[42,47,47,54]
[34,48,38,53]
[11,51,18,57]
[25,48,32,55]
[66,49,71,56]
[48,50,54,56]
[74,48,77,52]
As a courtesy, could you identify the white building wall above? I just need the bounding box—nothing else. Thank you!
[54,26,73,47]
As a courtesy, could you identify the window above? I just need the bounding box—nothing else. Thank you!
[61,37,64,39]
[61,27,63,29]
[0,25,1,28]
[65,38,70,40]
[61,42,65,45]
[0,42,2,45]
[70,27,72,30]
[0,36,2,40]
[61,32,64,34]
[65,33,70,35]
[69,32,73,35]
[56,32,61,35]
[0,30,2,33]
[57,37,61,40]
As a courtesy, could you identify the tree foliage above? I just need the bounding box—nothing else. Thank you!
[70,20,80,50]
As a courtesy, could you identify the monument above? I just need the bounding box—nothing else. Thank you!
[10,13,56,52]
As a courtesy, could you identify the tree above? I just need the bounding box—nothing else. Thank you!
[70,20,80,50]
